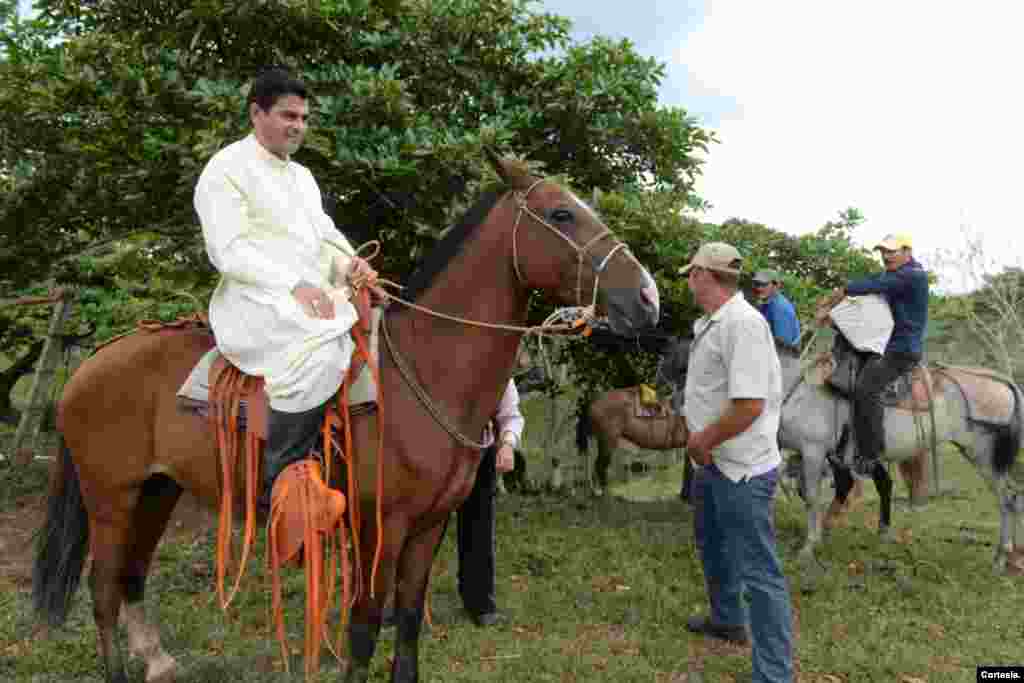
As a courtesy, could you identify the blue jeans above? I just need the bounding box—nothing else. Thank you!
[694,464,794,683]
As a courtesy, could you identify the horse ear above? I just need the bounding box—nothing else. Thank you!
[484,147,508,183]
[484,148,535,189]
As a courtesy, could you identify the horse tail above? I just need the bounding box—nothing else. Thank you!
[576,399,593,455]
[32,436,90,628]
[992,379,1023,476]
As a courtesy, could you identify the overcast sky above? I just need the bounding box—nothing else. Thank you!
[541,0,1024,288]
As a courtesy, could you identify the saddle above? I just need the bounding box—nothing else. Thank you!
[176,308,383,434]
[635,384,670,418]
[812,332,941,476]
[822,333,934,410]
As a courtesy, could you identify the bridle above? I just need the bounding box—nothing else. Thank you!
[510,178,631,308]
[381,177,636,452]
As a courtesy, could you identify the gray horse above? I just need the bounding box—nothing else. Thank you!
[776,344,1024,573]
[667,336,1024,573]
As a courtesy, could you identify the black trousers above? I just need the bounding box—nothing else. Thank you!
[456,444,498,615]
[261,403,328,503]
[852,351,921,462]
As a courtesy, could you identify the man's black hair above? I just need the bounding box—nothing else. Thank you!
[248,67,308,113]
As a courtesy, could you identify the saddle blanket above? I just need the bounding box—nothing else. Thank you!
[177,309,381,416]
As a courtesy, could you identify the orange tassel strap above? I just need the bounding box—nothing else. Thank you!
[267,460,351,680]
[210,365,263,610]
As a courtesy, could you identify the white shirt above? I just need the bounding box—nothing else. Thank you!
[684,292,782,482]
[480,380,525,449]
[195,134,358,412]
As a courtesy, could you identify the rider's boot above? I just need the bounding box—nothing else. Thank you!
[258,403,328,515]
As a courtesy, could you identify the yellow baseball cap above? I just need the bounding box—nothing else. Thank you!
[679,242,743,275]
[874,233,913,251]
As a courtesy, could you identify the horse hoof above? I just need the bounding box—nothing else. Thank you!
[992,554,1009,575]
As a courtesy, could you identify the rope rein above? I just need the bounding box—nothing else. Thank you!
[375,284,593,335]
[380,315,488,450]
[364,178,632,337]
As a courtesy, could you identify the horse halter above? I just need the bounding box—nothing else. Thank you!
[510,178,631,308]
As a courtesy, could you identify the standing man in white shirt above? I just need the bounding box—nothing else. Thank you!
[194,67,377,510]
[680,243,794,683]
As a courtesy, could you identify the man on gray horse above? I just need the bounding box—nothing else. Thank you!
[194,67,378,511]
[833,233,929,475]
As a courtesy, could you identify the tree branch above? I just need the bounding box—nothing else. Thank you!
[0,288,67,307]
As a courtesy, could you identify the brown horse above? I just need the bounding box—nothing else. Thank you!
[576,386,687,493]
[32,157,660,683]
[574,333,688,492]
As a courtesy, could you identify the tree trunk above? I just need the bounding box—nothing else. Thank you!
[0,339,45,425]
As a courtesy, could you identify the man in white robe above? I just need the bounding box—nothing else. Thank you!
[194,67,376,507]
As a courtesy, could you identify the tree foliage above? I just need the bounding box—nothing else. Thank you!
[928,229,1024,379]
[1,0,712,292]
[0,0,719,421]
[0,0,716,393]
[1,0,889,420]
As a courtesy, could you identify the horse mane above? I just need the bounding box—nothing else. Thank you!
[398,159,543,303]
[398,187,505,303]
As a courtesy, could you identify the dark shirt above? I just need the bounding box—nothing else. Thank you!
[756,292,801,346]
[846,258,929,354]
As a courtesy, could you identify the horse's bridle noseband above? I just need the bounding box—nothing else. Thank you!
[509,178,631,308]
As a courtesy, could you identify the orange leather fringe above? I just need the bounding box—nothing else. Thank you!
[266,289,384,678]
[268,460,349,680]
[321,289,386,598]
[210,365,263,610]
[351,290,386,598]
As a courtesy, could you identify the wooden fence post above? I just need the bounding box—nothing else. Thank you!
[11,290,72,464]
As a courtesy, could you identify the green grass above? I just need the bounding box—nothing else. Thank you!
[2,445,1022,682]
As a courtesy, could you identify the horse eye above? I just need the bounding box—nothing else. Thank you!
[548,208,574,224]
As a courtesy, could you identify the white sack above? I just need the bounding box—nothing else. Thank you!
[829,294,893,355]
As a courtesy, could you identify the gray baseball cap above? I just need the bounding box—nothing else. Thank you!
[679,242,743,275]
[752,269,781,285]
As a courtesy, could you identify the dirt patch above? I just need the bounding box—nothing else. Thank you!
[0,492,45,590]
[0,481,216,590]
